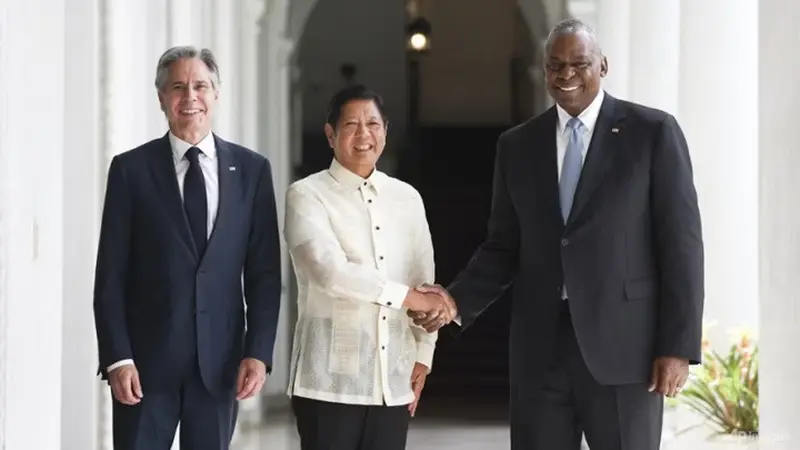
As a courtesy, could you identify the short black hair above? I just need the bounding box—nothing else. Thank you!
[325,84,388,127]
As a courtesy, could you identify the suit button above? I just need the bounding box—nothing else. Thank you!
[561,238,569,247]
[386,301,392,307]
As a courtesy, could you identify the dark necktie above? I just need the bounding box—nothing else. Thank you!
[184,147,207,257]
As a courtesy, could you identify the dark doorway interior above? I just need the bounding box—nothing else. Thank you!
[396,125,513,419]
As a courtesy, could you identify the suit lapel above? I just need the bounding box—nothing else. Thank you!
[567,95,625,227]
[535,109,565,229]
[202,135,241,262]
[147,134,197,260]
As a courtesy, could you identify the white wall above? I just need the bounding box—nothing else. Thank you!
[678,0,759,348]
[62,0,102,448]
[2,0,66,448]
[758,1,800,447]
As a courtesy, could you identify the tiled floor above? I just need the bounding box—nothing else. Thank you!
[232,413,511,450]
[231,400,735,450]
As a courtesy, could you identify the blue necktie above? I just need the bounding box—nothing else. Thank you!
[559,118,584,223]
[184,147,208,257]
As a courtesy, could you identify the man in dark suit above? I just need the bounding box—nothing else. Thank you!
[413,19,704,449]
[93,46,282,450]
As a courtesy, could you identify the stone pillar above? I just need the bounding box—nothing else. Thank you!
[258,0,295,414]
[62,0,102,449]
[0,2,9,446]
[678,0,759,349]
[594,0,630,99]
[1,0,66,448]
[210,0,238,140]
[627,0,679,115]
[758,1,800,448]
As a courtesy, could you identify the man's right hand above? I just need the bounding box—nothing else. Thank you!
[405,284,458,332]
[109,365,143,405]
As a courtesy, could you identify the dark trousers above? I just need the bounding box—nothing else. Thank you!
[510,302,663,450]
[291,395,411,450]
[112,362,238,450]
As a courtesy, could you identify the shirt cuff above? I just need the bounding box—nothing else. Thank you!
[377,281,408,310]
[107,359,134,372]
[416,342,435,374]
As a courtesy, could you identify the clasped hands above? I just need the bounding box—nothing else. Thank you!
[404,283,457,333]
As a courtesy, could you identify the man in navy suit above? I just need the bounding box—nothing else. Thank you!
[93,46,282,450]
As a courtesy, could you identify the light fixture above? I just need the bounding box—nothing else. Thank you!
[406,17,432,53]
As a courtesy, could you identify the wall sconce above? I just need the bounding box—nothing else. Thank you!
[406,17,432,53]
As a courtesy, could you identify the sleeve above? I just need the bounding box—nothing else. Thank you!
[446,134,521,330]
[93,156,134,377]
[650,114,705,364]
[284,183,409,310]
[242,159,283,367]
[407,191,437,372]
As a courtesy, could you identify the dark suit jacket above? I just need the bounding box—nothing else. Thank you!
[449,93,704,394]
[93,133,282,397]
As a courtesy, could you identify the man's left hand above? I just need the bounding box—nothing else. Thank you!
[649,356,689,397]
[408,362,428,417]
[236,358,268,400]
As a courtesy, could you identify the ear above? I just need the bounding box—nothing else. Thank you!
[157,91,166,113]
[324,123,335,148]
[600,56,609,78]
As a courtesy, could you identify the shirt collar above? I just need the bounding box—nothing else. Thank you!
[328,158,383,194]
[556,89,605,136]
[169,131,216,164]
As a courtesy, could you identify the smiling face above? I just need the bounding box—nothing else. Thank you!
[158,57,218,144]
[325,98,387,178]
[544,31,607,117]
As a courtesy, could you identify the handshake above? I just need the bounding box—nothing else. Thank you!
[403,283,458,333]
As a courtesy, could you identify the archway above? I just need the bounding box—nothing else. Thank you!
[268,0,562,419]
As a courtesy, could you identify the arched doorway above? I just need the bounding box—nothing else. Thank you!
[272,0,560,419]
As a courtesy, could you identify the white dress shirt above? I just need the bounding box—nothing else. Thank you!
[284,158,437,406]
[106,131,219,373]
[555,89,604,179]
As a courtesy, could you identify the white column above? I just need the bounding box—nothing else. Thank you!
[240,0,267,150]
[627,0,679,115]
[678,0,759,349]
[62,0,102,449]
[1,0,66,449]
[0,2,9,445]
[594,0,630,99]
[258,0,294,412]
[209,0,238,140]
[758,2,800,448]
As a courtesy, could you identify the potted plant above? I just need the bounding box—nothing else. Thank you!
[670,328,758,448]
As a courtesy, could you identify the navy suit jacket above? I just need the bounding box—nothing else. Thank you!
[93,133,282,397]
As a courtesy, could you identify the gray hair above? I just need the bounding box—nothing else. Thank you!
[544,19,602,58]
[154,46,221,92]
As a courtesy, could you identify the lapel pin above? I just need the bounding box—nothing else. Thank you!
[229,166,237,171]
[611,128,619,134]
